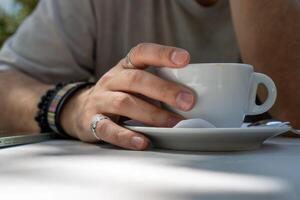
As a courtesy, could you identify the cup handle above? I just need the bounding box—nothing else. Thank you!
[247,73,277,115]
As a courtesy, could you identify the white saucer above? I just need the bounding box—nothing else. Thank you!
[125,125,290,151]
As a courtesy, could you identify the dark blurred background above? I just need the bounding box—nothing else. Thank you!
[0,0,37,46]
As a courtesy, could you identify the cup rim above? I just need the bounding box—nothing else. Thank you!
[187,63,253,69]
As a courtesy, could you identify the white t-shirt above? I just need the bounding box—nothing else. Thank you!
[0,0,239,83]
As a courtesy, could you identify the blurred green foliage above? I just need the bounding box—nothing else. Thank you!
[0,0,38,45]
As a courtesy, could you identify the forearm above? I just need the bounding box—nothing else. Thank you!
[0,70,52,135]
[230,0,300,127]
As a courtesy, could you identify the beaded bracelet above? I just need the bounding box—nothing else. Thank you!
[35,83,64,133]
[47,82,94,138]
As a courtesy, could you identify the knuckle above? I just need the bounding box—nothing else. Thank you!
[149,107,174,127]
[159,82,179,102]
[114,130,127,145]
[133,43,151,61]
[115,130,135,147]
[148,106,163,125]
[96,120,110,138]
[112,93,132,111]
[99,73,113,86]
[127,70,144,88]
[135,43,149,54]
[119,58,127,67]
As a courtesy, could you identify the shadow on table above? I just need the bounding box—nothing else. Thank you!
[0,139,292,177]
[153,143,299,175]
[155,191,292,200]
[0,139,299,200]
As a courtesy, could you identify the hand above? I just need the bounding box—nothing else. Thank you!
[61,43,195,150]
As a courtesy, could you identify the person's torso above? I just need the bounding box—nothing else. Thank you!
[91,0,239,77]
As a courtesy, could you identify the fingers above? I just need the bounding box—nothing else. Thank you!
[120,43,190,69]
[77,43,192,150]
[102,69,195,111]
[94,118,149,150]
[96,91,183,127]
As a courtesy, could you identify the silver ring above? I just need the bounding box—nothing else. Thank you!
[90,114,110,141]
[124,48,136,69]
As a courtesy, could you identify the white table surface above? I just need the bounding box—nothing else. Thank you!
[1,137,300,200]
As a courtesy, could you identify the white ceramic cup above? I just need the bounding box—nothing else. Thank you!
[157,63,277,128]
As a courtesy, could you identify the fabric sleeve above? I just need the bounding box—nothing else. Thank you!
[0,0,96,84]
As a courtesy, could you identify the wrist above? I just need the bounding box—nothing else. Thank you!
[35,82,94,138]
[60,87,91,139]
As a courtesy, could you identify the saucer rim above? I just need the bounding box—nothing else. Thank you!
[124,125,289,131]
[124,125,290,151]
[124,125,290,136]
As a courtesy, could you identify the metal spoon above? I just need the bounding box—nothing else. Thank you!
[248,119,300,135]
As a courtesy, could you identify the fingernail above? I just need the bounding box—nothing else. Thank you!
[176,91,194,111]
[171,49,189,65]
[167,116,183,127]
[131,136,145,149]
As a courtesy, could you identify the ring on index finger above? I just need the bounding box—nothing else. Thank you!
[123,48,137,69]
[90,114,110,141]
